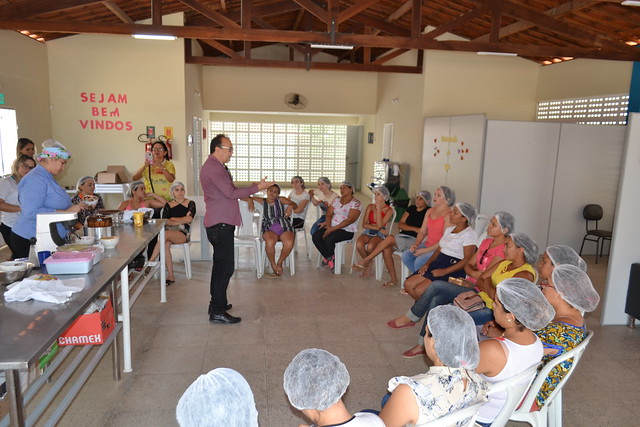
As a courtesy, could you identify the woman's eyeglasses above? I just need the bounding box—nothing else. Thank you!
[21,163,36,170]
[152,148,165,152]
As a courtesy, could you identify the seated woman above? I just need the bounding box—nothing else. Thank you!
[308,177,339,236]
[247,184,297,278]
[287,176,310,229]
[404,202,478,301]
[284,348,385,427]
[71,176,105,227]
[312,181,361,272]
[117,180,166,211]
[402,186,455,274]
[148,182,195,286]
[0,155,36,259]
[387,212,514,358]
[352,190,430,288]
[351,186,394,278]
[10,140,84,259]
[176,368,258,427]
[538,244,587,284]
[379,305,488,427]
[475,278,555,427]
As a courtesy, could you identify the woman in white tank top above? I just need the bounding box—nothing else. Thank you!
[475,278,555,426]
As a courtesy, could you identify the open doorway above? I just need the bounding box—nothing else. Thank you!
[0,108,18,175]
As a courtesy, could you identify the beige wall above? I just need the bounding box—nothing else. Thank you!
[536,58,633,101]
[0,31,52,145]
[184,62,204,193]
[46,15,188,198]
[202,66,378,114]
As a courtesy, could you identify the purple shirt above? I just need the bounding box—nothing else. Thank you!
[200,155,259,227]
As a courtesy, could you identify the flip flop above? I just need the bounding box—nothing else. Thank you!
[352,263,367,271]
[399,289,409,295]
[166,280,175,286]
[382,281,398,288]
[386,319,416,329]
[264,272,282,279]
[402,347,427,359]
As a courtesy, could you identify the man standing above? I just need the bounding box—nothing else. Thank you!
[201,134,273,324]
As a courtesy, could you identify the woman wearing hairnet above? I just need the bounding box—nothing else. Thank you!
[401,186,456,274]
[387,212,515,358]
[403,202,478,300]
[379,305,488,426]
[535,264,598,410]
[475,278,555,426]
[284,348,385,426]
[351,186,395,278]
[538,244,587,284]
[352,190,430,288]
[176,368,258,427]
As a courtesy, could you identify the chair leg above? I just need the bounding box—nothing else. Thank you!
[304,231,310,260]
[289,249,295,276]
[183,244,192,279]
[374,254,383,281]
[349,242,358,275]
[335,243,343,275]
[579,236,587,257]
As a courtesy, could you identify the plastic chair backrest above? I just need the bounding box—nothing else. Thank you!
[422,401,485,427]
[475,213,491,235]
[238,200,259,236]
[487,363,540,427]
[514,330,594,416]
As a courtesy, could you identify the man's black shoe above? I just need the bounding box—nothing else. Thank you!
[209,312,241,324]
[208,304,232,315]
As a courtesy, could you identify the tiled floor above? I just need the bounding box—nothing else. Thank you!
[4,241,640,426]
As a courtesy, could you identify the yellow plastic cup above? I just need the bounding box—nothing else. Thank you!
[132,212,144,227]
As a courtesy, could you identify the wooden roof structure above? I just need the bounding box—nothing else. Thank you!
[1,0,639,73]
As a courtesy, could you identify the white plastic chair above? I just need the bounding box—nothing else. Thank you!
[234,200,263,278]
[349,208,397,280]
[475,213,491,236]
[421,401,485,426]
[487,363,541,427]
[509,331,594,427]
[256,203,295,276]
[292,200,311,258]
[172,242,192,279]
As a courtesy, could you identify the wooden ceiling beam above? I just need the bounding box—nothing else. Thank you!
[489,0,500,43]
[373,48,410,64]
[337,0,381,24]
[291,0,329,23]
[253,17,307,56]
[200,39,243,59]
[101,1,133,24]
[389,0,413,22]
[2,19,638,61]
[242,0,251,57]
[151,0,162,26]
[354,14,411,37]
[423,6,489,40]
[292,9,305,30]
[0,0,101,20]
[178,0,240,28]
[186,54,423,73]
[411,0,421,38]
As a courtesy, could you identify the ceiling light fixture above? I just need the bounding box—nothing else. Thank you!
[561,57,574,61]
[542,60,553,65]
[621,1,640,6]
[552,58,562,62]
[626,40,638,46]
[132,34,177,41]
[19,30,30,35]
[477,51,518,56]
[309,43,354,50]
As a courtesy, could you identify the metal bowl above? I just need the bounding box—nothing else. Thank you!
[0,262,35,286]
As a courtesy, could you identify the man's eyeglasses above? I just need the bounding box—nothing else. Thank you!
[220,145,234,153]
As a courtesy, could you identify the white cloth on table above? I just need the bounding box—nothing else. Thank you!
[4,275,86,304]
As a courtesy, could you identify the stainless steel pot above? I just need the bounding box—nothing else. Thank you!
[84,225,113,239]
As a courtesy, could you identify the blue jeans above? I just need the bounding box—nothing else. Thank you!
[206,223,236,315]
[401,242,434,273]
[310,215,325,236]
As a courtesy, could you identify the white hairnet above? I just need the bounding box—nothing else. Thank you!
[494,211,515,236]
[417,190,432,205]
[546,245,587,272]
[76,175,94,191]
[374,185,391,202]
[427,305,480,370]
[127,180,145,198]
[551,264,600,312]
[176,368,258,427]
[511,232,540,265]
[318,177,332,189]
[438,186,456,207]
[455,202,477,225]
[283,348,350,411]
[170,180,186,198]
[497,278,555,330]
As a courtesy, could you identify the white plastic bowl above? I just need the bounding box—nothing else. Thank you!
[83,196,99,208]
[77,236,95,245]
[100,235,120,249]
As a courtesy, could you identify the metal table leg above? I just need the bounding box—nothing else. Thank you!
[5,369,25,427]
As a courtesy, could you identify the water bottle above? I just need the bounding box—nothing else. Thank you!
[28,237,40,268]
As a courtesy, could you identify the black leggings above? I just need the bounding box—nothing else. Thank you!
[0,223,14,259]
[312,227,354,259]
[10,231,31,259]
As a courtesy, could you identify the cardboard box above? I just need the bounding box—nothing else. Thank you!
[58,299,115,346]
[96,165,128,184]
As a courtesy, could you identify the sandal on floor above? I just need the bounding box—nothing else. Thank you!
[382,281,398,288]
[166,280,175,286]
[402,347,427,359]
[264,272,282,279]
[399,289,409,295]
[386,319,416,329]
[352,263,366,271]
